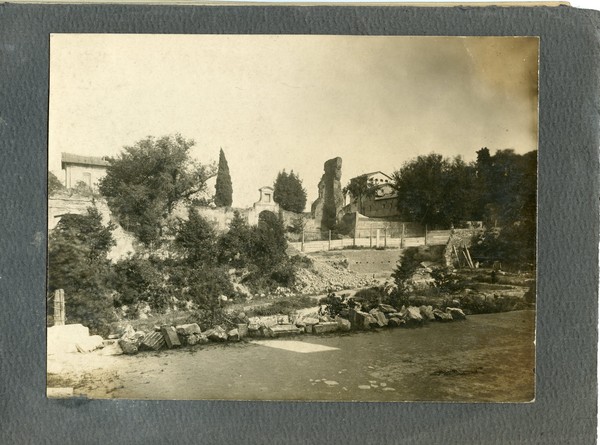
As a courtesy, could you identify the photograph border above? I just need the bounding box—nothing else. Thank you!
[1,4,598,443]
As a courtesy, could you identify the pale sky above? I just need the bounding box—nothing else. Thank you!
[49,34,538,208]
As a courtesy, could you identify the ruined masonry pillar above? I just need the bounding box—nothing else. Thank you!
[54,289,65,326]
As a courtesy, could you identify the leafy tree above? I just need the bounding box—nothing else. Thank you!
[343,175,378,214]
[214,148,233,207]
[48,207,116,335]
[273,170,307,213]
[392,154,477,227]
[99,134,216,246]
[48,171,65,196]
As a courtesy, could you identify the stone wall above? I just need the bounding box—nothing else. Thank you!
[443,228,483,268]
[339,212,424,238]
[48,193,136,261]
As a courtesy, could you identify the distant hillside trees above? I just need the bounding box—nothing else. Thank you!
[99,134,216,246]
[214,148,233,207]
[273,170,307,213]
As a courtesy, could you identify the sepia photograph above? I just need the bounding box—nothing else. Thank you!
[46,34,538,402]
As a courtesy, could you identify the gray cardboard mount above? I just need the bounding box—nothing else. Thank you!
[0,4,598,444]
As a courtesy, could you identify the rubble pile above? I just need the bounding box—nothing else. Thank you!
[293,257,374,295]
[60,302,467,357]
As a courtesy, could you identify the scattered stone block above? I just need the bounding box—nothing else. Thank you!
[378,304,398,314]
[419,305,435,321]
[227,328,240,341]
[47,324,91,355]
[140,331,166,351]
[175,323,201,336]
[335,316,351,332]
[205,326,228,342]
[100,341,124,356]
[433,309,453,322]
[348,308,371,330]
[369,310,388,327]
[75,335,104,353]
[186,334,200,346]
[161,326,181,348]
[406,306,423,322]
[267,324,302,337]
[388,317,405,328]
[118,339,138,355]
[446,307,467,320]
[305,325,313,334]
[237,323,248,339]
[131,331,146,346]
[303,317,320,326]
[366,314,380,328]
[313,322,339,334]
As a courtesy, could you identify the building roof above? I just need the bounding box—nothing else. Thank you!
[61,152,109,168]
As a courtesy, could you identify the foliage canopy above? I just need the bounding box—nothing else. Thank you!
[273,170,307,213]
[99,134,215,246]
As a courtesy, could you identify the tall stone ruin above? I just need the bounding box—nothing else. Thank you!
[311,157,344,231]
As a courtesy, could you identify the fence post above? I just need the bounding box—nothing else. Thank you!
[328,230,331,251]
[54,289,65,326]
[384,228,387,248]
[376,229,380,248]
[425,224,428,246]
[301,229,305,252]
[353,230,356,247]
[369,228,373,248]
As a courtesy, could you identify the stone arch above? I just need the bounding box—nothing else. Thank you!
[258,209,278,226]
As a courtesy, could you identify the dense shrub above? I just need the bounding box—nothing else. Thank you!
[353,288,385,311]
[112,254,170,311]
[48,206,116,336]
[392,247,421,291]
[430,268,469,294]
[470,223,536,271]
[318,292,358,318]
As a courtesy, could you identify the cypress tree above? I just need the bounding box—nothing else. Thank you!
[214,148,233,207]
[273,170,307,213]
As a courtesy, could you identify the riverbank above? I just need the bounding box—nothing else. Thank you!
[47,310,535,402]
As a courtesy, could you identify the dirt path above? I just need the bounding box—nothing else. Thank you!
[48,310,535,402]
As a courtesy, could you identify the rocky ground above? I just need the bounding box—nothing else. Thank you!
[292,256,376,295]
